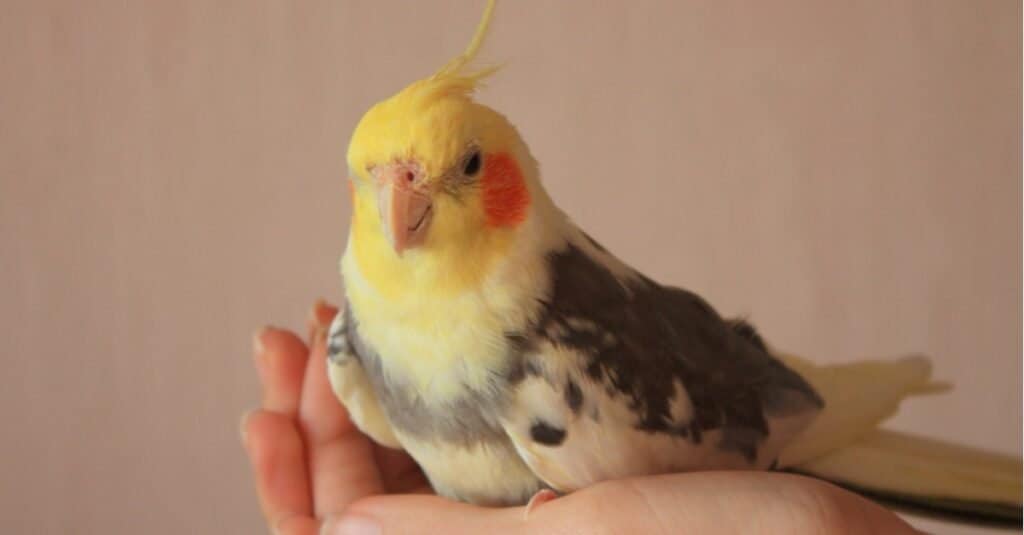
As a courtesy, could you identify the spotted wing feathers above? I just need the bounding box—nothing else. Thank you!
[500,234,823,491]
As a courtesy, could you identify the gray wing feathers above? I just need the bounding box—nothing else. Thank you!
[325,306,402,449]
[501,240,823,489]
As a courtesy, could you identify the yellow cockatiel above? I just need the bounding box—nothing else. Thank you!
[327,0,1021,524]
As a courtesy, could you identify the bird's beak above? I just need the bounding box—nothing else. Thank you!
[375,162,433,255]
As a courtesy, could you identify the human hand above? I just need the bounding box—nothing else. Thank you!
[242,301,920,535]
[240,301,429,535]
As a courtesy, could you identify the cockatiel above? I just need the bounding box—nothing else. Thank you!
[327,0,1021,524]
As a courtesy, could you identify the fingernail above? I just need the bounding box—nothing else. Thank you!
[309,300,324,324]
[252,326,271,355]
[313,298,337,327]
[239,410,255,444]
[272,512,299,535]
[321,515,380,535]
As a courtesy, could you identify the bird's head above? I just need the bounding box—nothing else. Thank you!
[345,1,552,297]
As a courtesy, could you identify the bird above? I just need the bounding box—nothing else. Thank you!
[324,0,1021,524]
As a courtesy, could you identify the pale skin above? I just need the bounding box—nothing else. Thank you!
[241,301,922,535]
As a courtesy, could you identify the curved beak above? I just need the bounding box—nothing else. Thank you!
[375,163,433,255]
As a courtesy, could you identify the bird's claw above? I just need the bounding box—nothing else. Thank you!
[524,488,558,519]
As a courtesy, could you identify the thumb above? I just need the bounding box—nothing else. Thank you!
[317,482,684,535]
[320,473,921,535]
[318,483,674,535]
[319,494,525,535]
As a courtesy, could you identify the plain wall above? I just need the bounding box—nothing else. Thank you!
[1,1,1019,534]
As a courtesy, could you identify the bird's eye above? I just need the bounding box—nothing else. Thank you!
[463,151,482,176]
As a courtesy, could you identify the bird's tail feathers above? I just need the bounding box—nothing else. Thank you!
[793,429,1022,526]
[772,350,1020,526]
[775,352,940,467]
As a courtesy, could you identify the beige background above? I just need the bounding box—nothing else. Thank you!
[1,1,1020,534]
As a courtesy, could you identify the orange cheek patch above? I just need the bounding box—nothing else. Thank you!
[481,152,530,228]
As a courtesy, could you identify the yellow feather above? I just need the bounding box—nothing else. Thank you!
[432,0,499,83]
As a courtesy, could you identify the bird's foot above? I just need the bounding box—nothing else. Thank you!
[524,488,558,519]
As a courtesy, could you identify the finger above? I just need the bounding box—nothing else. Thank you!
[254,327,310,415]
[543,472,920,535]
[241,410,313,529]
[275,514,321,535]
[321,494,524,535]
[320,490,634,535]
[300,307,358,442]
[300,318,385,516]
[306,299,339,345]
[321,472,922,535]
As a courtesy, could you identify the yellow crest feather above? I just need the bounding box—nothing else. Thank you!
[434,0,497,78]
[422,0,500,100]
